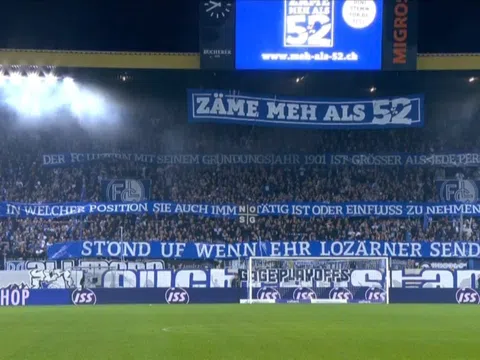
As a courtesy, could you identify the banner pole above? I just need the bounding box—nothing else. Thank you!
[120,226,125,263]
[460,213,464,241]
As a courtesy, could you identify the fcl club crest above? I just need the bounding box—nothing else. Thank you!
[440,180,478,203]
[106,179,146,202]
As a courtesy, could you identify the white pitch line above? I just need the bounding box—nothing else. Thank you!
[160,324,309,338]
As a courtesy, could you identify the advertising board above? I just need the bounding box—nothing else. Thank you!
[2,269,480,290]
[2,287,480,306]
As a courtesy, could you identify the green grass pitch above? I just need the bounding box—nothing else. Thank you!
[0,304,477,360]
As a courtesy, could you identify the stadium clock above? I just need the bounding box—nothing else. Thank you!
[203,1,232,20]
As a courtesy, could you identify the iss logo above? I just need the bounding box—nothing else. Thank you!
[284,0,334,47]
[439,180,478,203]
[293,287,317,300]
[364,287,386,303]
[105,179,148,202]
[256,287,281,300]
[71,288,97,305]
[329,287,353,300]
[165,288,190,304]
[455,288,480,304]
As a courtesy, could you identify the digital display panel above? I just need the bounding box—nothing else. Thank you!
[235,0,384,70]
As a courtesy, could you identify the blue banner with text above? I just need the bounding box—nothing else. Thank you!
[187,89,424,129]
[3,201,480,219]
[47,240,480,260]
[42,153,480,167]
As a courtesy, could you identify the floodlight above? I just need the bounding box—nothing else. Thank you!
[45,73,58,85]
[26,72,42,88]
[9,72,23,85]
[62,77,78,94]
[63,77,74,85]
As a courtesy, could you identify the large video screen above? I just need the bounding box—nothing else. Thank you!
[235,0,384,70]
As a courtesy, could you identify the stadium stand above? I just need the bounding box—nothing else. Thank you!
[0,70,479,261]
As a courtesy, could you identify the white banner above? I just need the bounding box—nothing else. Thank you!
[2,269,479,289]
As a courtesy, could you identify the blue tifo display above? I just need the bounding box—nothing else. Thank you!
[47,240,480,260]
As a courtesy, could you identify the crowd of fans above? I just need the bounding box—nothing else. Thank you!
[0,163,445,203]
[3,214,479,259]
[0,89,479,259]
